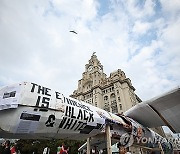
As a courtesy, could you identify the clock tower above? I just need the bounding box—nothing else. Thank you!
[70,53,165,152]
[86,52,103,74]
[70,53,142,111]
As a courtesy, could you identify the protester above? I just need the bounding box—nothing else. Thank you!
[2,140,11,154]
[58,144,64,154]
[10,143,20,154]
[125,147,131,154]
[61,145,68,154]
[43,147,50,154]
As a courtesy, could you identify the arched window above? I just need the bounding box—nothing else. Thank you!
[110,93,115,99]
[104,96,108,101]
[119,104,122,110]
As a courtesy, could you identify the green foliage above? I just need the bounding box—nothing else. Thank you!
[16,139,84,154]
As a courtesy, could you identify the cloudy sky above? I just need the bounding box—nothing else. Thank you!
[0,0,180,101]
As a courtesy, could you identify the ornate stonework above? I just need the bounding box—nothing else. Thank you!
[70,53,142,114]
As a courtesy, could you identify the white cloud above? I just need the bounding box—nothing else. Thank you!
[53,0,98,21]
[132,21,151,35]
[0,0,179,101]
[160,0,180,15]
[123,0,155,19]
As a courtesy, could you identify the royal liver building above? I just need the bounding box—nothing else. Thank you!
[70,53,142,114]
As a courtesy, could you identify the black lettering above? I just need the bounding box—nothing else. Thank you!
[88,113,94,122]
[45,88,51,96]
[81,105,86,110]
[38,85,45,95]
[65,106,68,116]
[41,97,50,108]
[59,117,67,128]
[87,106,93,112]
[71,107,76,119]
[76,101,81,108]
[74,121,83,131]
[77,109,83,120]
[3,91,16,99]
[69,99,73,105]
[34,95,41,111]
[56,92,62,99]
[67,106,72,117]
[31,83,38,92]
[84,110,88,121]
[78,123,87,131]
[66,98,72,105]
[63,118,74,129]
[72,101,77,106]
[70,120,78,130]
[64,97,93,113]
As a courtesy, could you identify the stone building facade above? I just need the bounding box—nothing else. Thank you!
[70,53,165,153]
[70,53,142,114]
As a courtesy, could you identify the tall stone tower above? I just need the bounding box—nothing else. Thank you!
[70,53,142,114]
[70,53,165,152]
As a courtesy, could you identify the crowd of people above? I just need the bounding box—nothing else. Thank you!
[43,144,69,154]
[56,144,69,154]
[0,140,71,154]
[1,140,132,154]
[0,140,20,154]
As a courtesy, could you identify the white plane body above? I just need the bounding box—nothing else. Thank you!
[0,82,179,151]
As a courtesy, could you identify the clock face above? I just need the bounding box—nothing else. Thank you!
[88,66,93,71]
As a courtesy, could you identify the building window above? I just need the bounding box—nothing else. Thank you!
[105,101,109,106]
[119,104,122,110]
[95,95,97,100]
[95,102,97,107]
[111,105,118,113]
[111,100,116,105]
[104,107,110,112]
[117,90,119,94]
[110,93,115,99]
[104,96,108,101]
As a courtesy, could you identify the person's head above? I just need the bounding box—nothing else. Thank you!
[5,140,10,147]
[119,147,127,154]
[63,145,68,151]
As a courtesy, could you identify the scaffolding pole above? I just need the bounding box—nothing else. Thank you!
[87,137,91,154]
[106,125,112,154]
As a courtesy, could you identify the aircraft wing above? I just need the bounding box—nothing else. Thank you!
[124,86,180,133]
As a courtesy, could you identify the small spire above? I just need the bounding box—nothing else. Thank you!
[92,52,96,56]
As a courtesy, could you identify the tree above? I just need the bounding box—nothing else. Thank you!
[16,139,84,154]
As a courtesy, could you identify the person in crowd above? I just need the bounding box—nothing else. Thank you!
[43,146,50,154]
[61,145,68,154]
[2,140,11,154]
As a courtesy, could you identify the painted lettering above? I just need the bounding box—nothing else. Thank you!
[59,117,87,131]
[56,92,62,99]
[31,83,51,96]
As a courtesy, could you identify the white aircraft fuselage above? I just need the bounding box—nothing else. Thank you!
[0,82,172,150]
